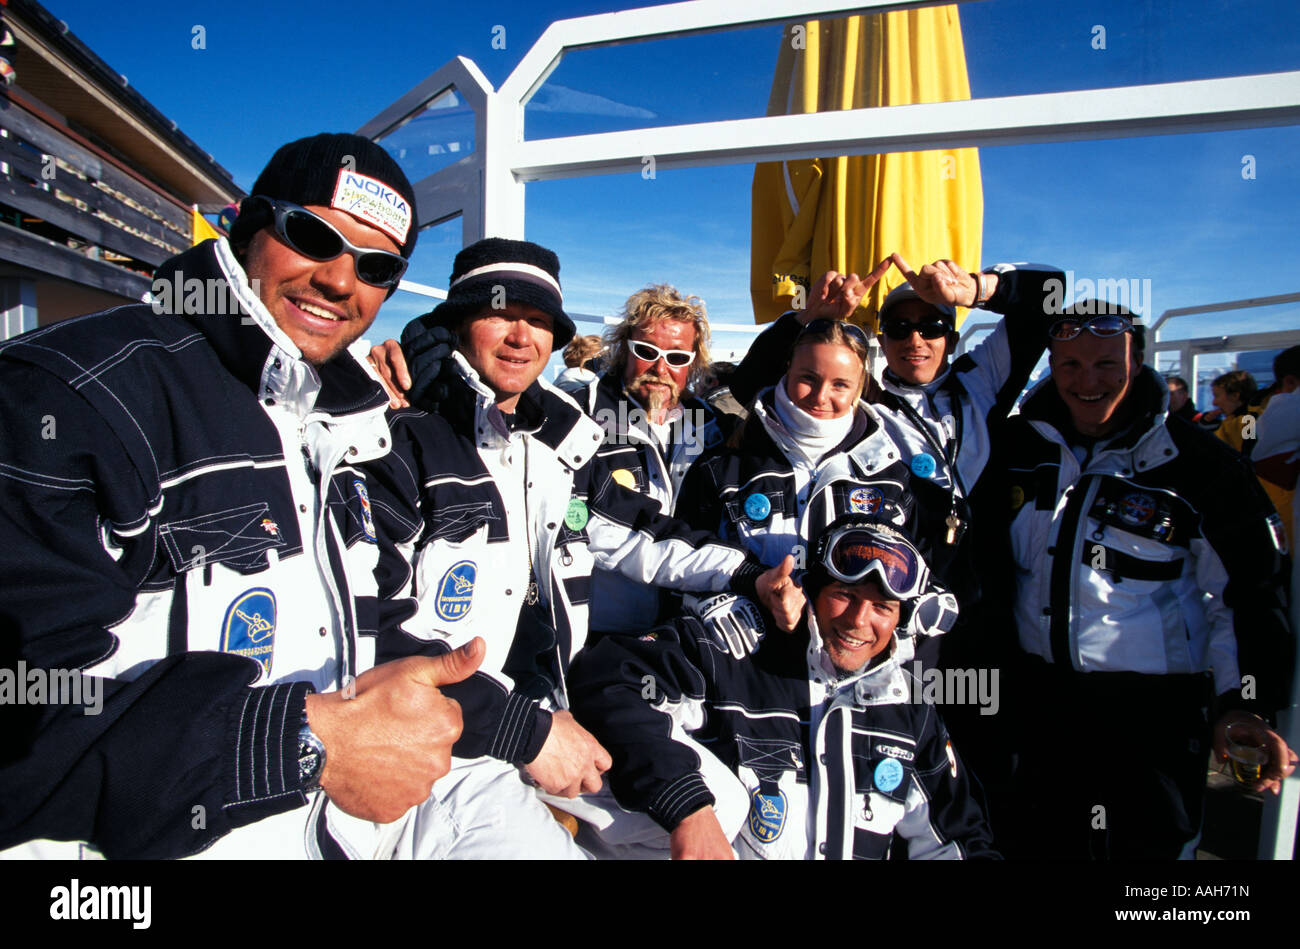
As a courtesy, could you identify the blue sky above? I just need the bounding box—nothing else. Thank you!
[40,0,1300,393]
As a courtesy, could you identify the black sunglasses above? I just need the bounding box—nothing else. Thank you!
[1048,315,1133,341]
[879,317,951,341]
[252,196,409,289]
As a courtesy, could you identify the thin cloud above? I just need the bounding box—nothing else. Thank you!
[529,84,657,119]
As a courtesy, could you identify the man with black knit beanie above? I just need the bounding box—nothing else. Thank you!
[0,133,481,859]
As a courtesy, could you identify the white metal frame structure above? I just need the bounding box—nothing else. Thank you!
[361,0,1300,858]
[360,0,1300,244]
[1147,292,1300,380]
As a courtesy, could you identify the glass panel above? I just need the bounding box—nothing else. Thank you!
[1153,351,1181,375]
[523,0,1300,139]
[524,125,1300,340]
[377,87,476,184]
[1154,300,1300,342]
[1189,351,1285,414]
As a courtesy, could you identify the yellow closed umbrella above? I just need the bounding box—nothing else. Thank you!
[751,5,983,329]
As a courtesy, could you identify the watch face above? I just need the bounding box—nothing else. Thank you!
[298,749,321,786]
[298,728,325,788]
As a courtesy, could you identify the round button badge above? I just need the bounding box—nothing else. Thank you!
[564,498,589,531]
[744,492,772,521]
[910,452,937,479]
[874,757,904,793]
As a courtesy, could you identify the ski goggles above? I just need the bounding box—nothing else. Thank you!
[250,196,409,289]
[879,317,952,341]
[820,522,929,600]
[1048,314,1133,341]
[629,339,696,368]
[798,317,871,349]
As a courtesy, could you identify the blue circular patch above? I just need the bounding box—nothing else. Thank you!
[910,453,937,479]
[874,757,904,793]
[744,492,772,522]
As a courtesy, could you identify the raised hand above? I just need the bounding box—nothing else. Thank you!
[799,260,892,325]
[755,554,806,632]
[889,253,993,310]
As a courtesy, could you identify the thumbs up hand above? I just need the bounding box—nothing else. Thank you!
[754,555,806,632]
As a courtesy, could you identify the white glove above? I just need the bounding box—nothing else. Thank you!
[905,589,960,638]
[683,593,767,659]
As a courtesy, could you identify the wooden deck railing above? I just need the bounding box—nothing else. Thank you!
[0,93,192,274]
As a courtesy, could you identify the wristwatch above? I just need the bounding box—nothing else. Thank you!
[297,714,327,792]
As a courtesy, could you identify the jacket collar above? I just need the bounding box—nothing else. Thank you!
[753,385,873,465]
[153,239,388,420]
[447,352,604,468]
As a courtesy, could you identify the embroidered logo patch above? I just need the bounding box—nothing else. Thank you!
[435,560,476,622]
[875,743,915,762]
[221,588,276,677]
[1119,492,1156,526]
[747,787,787,843]
[260,517,280,536]
[331,169,411,244]
[849,486,883,515]
[353,479,376,542]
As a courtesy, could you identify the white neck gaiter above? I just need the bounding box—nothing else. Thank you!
[773,377,855,465]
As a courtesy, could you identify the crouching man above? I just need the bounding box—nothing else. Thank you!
[566,517,996,859]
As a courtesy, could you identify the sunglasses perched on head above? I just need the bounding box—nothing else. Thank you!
[629,339,696,368]
[251,196,409,289]
[1048,314,1134,341]
[798,317,871,349]
[879,317,951,341]
[822,523,929,600]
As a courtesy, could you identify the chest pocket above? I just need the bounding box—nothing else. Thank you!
[826,480,910,526]
[725,489,793,565]
[159,501,290,574]
[603,461,647,496]
[849,745,915,857]
[736,735,804,781]
[1088,478,1198,548]
[425,500,499,544]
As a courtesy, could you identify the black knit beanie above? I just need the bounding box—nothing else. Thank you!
[230,133,418,258]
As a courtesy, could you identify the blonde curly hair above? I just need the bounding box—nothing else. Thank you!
[604,284,711,391]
